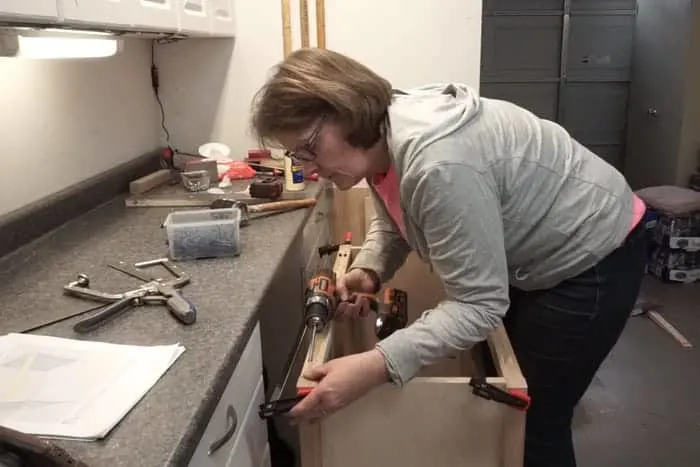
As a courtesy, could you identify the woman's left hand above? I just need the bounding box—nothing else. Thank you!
[288,349,389,424]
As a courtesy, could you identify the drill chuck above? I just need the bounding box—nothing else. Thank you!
[305,301,329,329]
[304,271,335,362]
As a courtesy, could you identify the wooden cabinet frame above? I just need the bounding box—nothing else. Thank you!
[295,243,527,467]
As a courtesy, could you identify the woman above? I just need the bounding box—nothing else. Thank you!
[251,47,647,467]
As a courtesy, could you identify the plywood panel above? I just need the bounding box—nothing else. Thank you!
[320,380,508,467]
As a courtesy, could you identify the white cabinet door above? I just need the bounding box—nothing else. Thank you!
[188,324,264,467]
[226,377,270,467]
[177,0,211,35]
[61,0,177,32]
[62,0,132,29]
[0,0,59,21]
[131,0,178,32]
[209,0,235,37]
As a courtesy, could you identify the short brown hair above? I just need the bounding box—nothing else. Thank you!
[250,48,393,149]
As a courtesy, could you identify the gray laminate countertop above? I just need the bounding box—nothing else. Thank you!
[0,180,325,466]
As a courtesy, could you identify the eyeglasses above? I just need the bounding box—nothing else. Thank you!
[287,116,325,162]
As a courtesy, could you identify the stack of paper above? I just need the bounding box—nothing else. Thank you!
[0,333,185,440]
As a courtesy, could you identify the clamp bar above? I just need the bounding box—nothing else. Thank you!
[258,394,306,420]
[469,377,531,411]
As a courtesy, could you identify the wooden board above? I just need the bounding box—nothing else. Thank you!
[296,244,353,392]
[300,0,309,47]
[281,0,292,57]
[297,221,527,467]
[129,169,173,195]
[316,0,326,48]
[319,379,510,467]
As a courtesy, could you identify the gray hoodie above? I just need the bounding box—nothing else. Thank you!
[350,83,635,386]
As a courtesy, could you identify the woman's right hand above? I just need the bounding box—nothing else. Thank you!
[335,268,380,320]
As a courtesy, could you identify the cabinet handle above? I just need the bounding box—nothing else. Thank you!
[208,405,238,456]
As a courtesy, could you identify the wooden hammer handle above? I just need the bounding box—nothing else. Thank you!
[248,198,317,213]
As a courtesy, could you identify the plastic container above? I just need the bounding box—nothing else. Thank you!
[163,207,242,260]
[284,154,305,191]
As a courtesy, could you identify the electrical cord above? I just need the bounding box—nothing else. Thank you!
[151,40,173,169]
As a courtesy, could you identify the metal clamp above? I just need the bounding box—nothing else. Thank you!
[258,395,305,420]
[63,258,196,333]
[469,377,530,411]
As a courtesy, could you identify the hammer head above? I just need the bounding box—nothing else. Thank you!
[233,201,250,226]
[210,199,250,226]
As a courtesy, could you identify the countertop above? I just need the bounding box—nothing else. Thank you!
[0,180,325,466]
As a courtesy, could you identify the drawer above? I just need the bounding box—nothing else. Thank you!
[226,376,269,467]
[188,323,263,466]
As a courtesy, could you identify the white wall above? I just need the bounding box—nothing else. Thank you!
[325,0,482,90]
[156,0,282,158]
[0,39,161,217]
[157,0,483,158]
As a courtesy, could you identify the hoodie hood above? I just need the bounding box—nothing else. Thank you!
[386,83,481,170]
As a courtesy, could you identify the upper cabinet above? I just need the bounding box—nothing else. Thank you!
[209,0,235,37]
[61,0,136,30]
[176,0,235,36]
[0,0,236,37]
[131,0,179,32]
[0,1,59,22]
[177,0,211,34]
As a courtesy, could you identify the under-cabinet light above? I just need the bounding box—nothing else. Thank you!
[0,28,122,59]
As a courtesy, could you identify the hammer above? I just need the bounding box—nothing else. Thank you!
[210,198,317,226]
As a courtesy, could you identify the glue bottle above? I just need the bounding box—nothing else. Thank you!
[284,153,306,191]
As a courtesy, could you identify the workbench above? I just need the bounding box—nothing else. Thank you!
[0,172,331,466]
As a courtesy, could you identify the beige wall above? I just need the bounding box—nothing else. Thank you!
[157,0,483,159]
[0,39,161,217]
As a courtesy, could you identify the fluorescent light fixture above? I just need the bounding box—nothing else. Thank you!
[0,28,122,59]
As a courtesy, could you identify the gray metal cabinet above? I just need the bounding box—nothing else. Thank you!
[624,0,700,189]
[480,0,637,170]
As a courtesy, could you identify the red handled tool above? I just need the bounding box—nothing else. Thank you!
[469,378,531,411]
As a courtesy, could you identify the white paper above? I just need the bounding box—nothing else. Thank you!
[0,333,185,440]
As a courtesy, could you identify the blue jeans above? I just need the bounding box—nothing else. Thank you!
[504,221,647,467]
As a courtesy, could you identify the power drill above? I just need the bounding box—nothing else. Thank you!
[304,269,337,361]
[344,288,408,339]
[304,269,408,361]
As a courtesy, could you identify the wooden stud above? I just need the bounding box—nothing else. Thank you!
[315,0,326,48]
[281,0,292,57]
[300,0,310,47]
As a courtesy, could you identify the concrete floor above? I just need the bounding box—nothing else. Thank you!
[573,276,700,466]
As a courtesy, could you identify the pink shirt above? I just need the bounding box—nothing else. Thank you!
[631,193,647,232]
[371,166,407,239]
[372,166,647,243]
